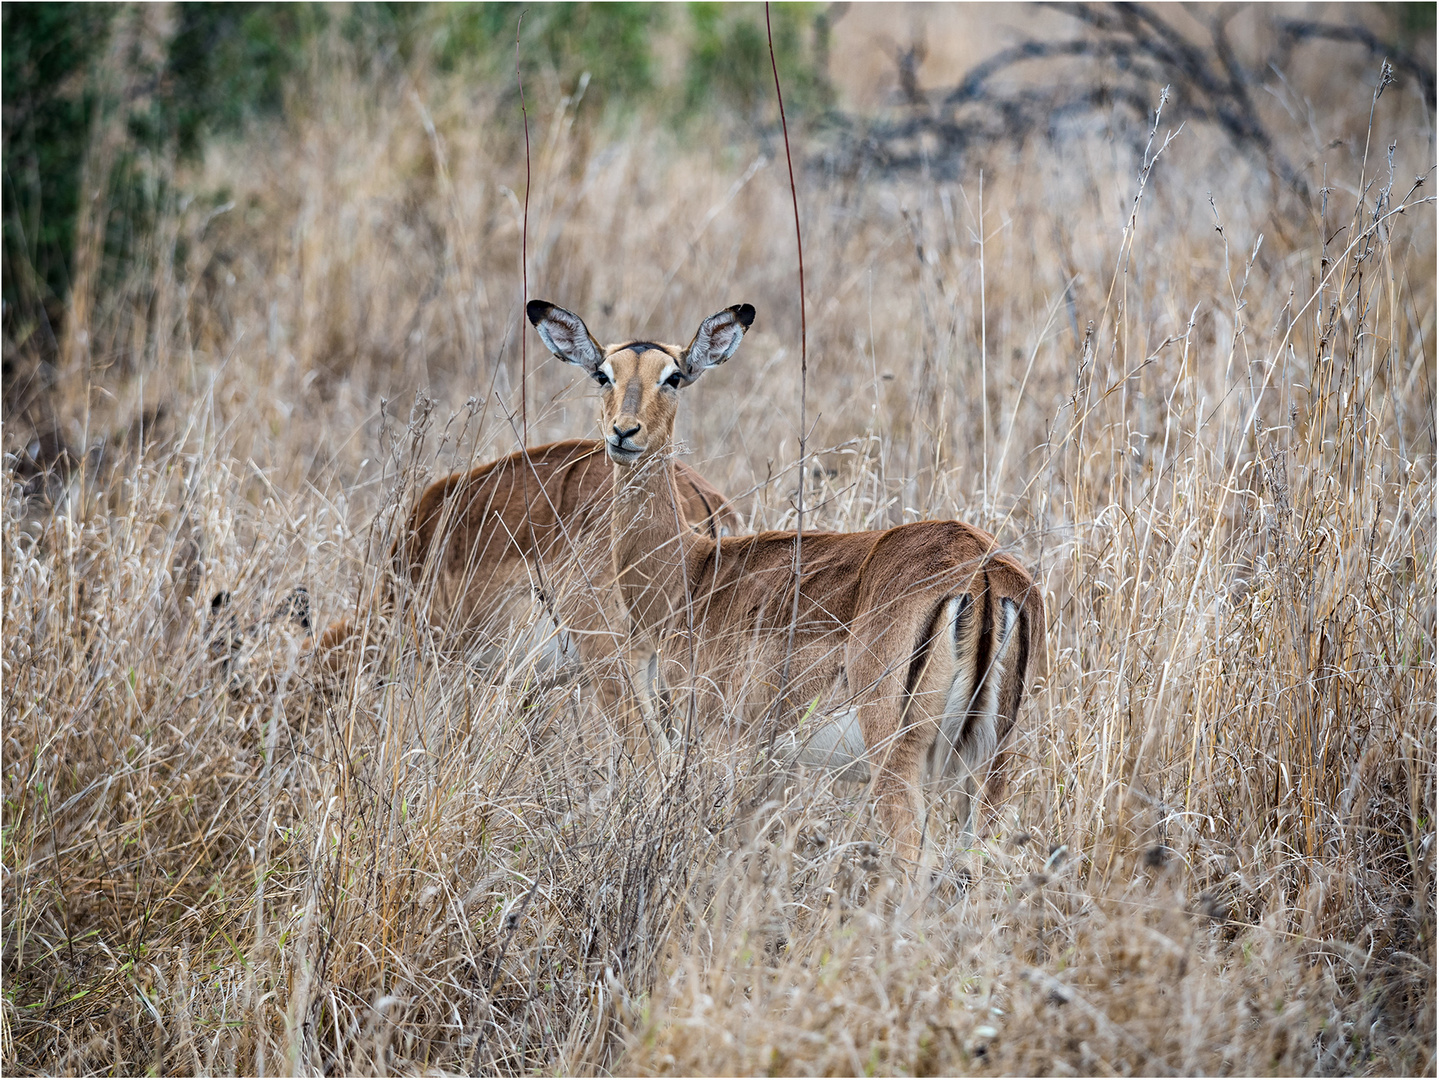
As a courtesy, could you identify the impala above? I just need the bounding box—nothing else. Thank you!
[527,299,1044,861]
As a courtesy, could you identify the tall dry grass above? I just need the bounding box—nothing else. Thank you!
[3,16,1435,1076]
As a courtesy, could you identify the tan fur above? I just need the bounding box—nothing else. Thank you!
[316,438,738,750]
[528,301,1045,863]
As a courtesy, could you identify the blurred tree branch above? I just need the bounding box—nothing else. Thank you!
[831,2,1436,196]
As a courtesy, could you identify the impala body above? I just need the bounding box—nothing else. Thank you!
[318,439,738,739]
[527,299,1044,861]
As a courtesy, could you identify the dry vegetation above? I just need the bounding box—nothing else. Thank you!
[4,7,1436,1076]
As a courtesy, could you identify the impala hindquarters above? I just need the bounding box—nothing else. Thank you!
[527,299,1045,862]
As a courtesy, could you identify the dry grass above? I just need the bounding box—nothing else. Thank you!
[3,14,1435,1076]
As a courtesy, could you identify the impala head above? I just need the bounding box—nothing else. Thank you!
[526,300,755,465]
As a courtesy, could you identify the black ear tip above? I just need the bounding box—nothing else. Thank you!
[733,303,756,328]
[525,299,553,326]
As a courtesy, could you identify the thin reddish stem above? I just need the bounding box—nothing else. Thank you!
[517,11,531,443]
[767,2,808,703]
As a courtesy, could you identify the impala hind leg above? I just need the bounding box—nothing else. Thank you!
[923,594,984,839]
[850,565,994,869]
[851,634,949,867]
[845,675,922,863]
[885,593,989,867]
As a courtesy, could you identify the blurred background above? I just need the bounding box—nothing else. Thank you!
[5,2,1434,488]
[2,4,1435,1075]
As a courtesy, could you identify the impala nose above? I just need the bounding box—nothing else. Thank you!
[612,421,641,441]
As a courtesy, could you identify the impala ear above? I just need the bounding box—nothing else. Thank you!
[680,303,755,383]
[527,300,604,374]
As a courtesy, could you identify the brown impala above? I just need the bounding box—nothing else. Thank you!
[526,299,1044,863]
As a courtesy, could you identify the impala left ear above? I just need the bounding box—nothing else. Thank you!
[680,303,755,383]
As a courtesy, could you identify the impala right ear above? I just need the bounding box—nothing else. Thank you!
[526,300,604,374]
[680,303,755,383]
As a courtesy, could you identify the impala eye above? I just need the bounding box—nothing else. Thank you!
[593,370,611,387]
[663,371,684,389]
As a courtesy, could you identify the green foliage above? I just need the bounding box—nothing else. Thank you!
[684,3,832,121]
[432,3,665,104]
[157,3,330,157]
[2,3,117,320]
[686,3,772,119]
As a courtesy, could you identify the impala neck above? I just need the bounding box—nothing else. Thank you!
[610,450,712,635]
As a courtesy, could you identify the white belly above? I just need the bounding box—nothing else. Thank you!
[778,706,872,783]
